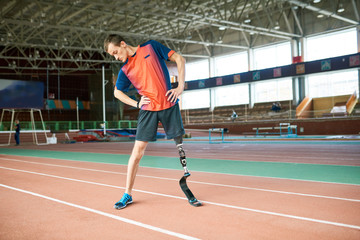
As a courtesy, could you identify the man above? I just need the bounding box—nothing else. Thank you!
[104,35,188,209]
[14,119,20,146]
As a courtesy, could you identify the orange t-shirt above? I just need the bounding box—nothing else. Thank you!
[116,40,176,111]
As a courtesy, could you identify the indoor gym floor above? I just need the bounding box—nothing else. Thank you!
[0,138,360,240]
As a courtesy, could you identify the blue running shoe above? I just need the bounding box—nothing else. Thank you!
[114,193,133,209]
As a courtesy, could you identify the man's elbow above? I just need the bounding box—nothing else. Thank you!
[178,54,186,65]
[114,89,122,100]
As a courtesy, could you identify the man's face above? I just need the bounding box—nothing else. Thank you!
[107,42,127,62]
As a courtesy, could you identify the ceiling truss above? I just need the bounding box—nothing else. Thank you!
[0,0,358,75]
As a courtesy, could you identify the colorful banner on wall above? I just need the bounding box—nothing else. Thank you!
[46,99,90,110]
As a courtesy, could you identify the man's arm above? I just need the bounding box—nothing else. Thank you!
[114,87,150,108]
[166,52,186,103]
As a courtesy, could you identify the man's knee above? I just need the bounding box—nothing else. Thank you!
[131,141,148,159]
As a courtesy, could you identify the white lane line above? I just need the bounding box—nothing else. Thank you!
[1,157,359,203]
[1,166,360,231]
[0,184,199,240]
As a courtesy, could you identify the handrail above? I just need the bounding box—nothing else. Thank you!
[296,96,312,118]
[346,92,358,114]
[0,120,138,131]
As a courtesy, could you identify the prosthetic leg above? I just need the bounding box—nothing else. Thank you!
[175,136,202,207]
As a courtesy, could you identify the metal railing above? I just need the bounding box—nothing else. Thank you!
[182,109,360,125]
[0,120,138,131]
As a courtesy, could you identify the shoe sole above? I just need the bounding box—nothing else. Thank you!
[114,200,133,210]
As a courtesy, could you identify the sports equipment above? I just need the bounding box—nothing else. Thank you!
[179,172,202,207]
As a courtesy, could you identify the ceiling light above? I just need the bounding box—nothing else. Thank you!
[337,4,345,13]
[313,0,321,3]
[218,26,226,31]
[273,22,280,30]
[317,14,324,18]
[244,18,251,23]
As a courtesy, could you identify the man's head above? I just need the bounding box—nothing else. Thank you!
[104,34,128,62]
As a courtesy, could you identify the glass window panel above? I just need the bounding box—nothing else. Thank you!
[185,60,209,81]
[307,69,359,98]
[214,84,249,107]
[181,89,210,109]
[214,52,248,76]
[306,28,357,61]
[253,78,293,103]
[253,42,291,70]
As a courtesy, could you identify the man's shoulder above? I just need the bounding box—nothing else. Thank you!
[139,40,158,48]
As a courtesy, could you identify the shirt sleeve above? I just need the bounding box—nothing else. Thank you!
[149,40,175,61]
[115,70,132,92]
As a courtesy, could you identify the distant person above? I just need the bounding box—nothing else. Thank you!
[14,119,20,146]
[231,109,238,122]
[271,102,281,112]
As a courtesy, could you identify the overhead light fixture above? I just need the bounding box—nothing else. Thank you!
[317,14,324,18]
[313,0,321,3]
[244,14,251,24]
[337,3,345,13]
[273,22,280,30]
[219,26,226,31]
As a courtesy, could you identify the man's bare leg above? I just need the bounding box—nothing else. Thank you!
[126,140,148,195]
[114,140,148,209]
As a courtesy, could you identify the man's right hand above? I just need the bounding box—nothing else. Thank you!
[139,96,150,108]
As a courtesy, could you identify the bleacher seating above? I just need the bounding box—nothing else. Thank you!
[180,100,293,124]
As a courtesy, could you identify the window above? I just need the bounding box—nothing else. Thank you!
[306,28,357,61]
[306,69,359,98]
[253,42,291,70]
[214,52,248,76]
[185,60,209,81]
[181,89,210,109]
[252,78,293,103]
[214,84,249,107]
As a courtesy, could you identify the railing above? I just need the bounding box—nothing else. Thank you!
[182,108,360,125]
[0,120,138,131]
[346,92,358,114]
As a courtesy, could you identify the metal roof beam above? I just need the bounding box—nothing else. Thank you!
[286,0,358,25]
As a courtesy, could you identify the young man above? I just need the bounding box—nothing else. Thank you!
[104,35,188,209]
[14,119,20,146]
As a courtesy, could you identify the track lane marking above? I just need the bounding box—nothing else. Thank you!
[1,157,359,202]
[1,157,360,202]
[0,183,200,240]
[1,166,360,231]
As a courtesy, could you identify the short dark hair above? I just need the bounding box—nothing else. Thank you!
[104,34,126,52]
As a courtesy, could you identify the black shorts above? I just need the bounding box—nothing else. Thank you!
[136,103,185,142]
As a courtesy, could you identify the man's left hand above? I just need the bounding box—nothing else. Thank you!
[165,88,183,103]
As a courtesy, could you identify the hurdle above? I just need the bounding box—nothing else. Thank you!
[252,123,297,137]
[209,128,225,143]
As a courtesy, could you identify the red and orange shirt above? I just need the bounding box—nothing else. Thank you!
[116,40,175,111]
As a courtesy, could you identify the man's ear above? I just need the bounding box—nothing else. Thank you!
[120,41,126,47]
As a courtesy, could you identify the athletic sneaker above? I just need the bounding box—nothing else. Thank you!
[114,193,133,209]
